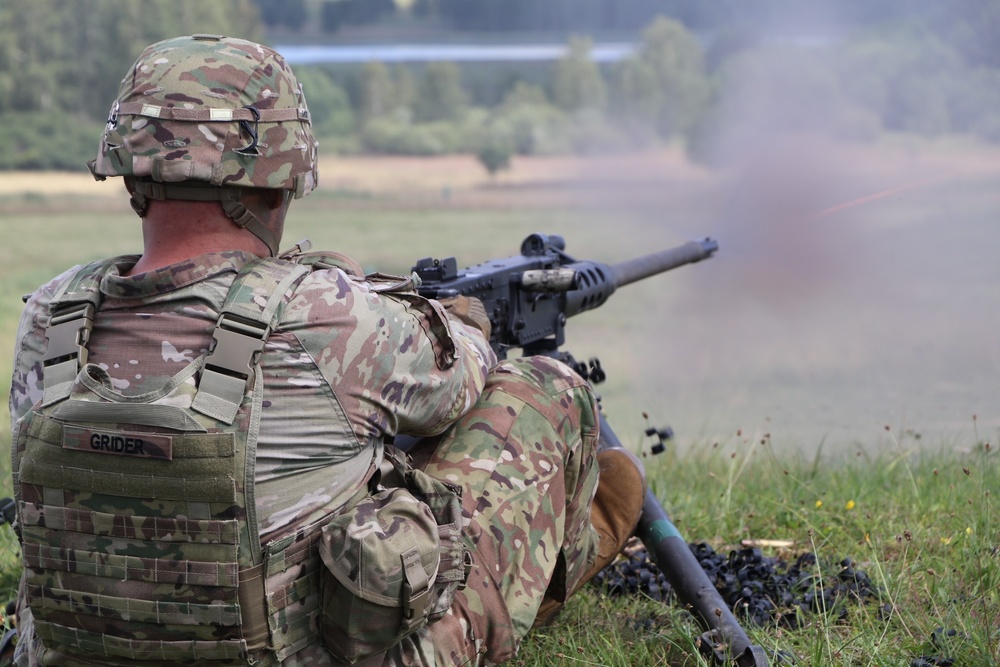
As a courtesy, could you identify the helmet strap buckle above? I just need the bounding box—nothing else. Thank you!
[220,194,279,258]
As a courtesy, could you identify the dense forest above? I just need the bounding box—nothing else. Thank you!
[1,0,999,172]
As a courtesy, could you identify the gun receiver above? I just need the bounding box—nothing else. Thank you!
[412,234,718,359]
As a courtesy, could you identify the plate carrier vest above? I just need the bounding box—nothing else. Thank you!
[11,253,367,666]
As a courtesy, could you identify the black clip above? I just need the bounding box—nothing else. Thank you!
[105,100,120,132]
[236,106,261,155]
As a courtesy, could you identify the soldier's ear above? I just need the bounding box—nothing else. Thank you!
[259,188,289,211]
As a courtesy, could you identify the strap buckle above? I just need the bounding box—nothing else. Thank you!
[132,180,168,201]
[400,548,431,633]
[43,303,95,370]
[202,313,270,389]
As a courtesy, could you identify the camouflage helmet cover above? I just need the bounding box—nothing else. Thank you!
[91,34,318,197]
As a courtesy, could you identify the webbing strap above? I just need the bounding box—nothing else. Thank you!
[23,542,238,587]
[238,564,270,652]
[28,584,241,626]
[191,258,309,424]
[115,101,309,123]
[273,609,321,662]
[20,504,238,544]
[41,303,94,401]
[51,400,207,432]
[22,463,236,503]
[24,521,236,565]
[225,258,310,324]
[130,180,230,202]
[33,620,248,661]
[267,569,319,612]
[191,349,259,424]
[38,256,138,404]
[41,262,107,405]
[128,181,283,256]
[220,197,281,257]
[401,547,431,632]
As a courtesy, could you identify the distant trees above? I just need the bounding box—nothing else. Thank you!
[0,0,263,171]
[412,0,747,33]
[634,18,709,138]
[7,1,1000,172]
[0,0,254,120]
[357,62,402,124]
[353,62,477,155]
[475,131,514,178]
[551,37,607,113]
[413,63,468,123]
[255,0,307,30]
[320,0,396,33]
[296,68,355,137]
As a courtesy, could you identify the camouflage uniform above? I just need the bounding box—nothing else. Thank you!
[10,250,599,665]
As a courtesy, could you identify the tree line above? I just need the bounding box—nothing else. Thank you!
[294,10,1000,173]
[2,0,1000,173]
[255,0,1000,61]
[0,0,261,170]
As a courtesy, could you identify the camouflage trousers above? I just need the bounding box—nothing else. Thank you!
[390,356,600,666]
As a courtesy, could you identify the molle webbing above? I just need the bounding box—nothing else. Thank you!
[17,414,254,663]
[19,415,237,502]
[264,531,326,662]
[16,257,328,665]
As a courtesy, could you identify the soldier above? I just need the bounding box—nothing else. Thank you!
[8,36,645,666]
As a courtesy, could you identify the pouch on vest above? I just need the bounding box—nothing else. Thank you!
[318,459,467,663]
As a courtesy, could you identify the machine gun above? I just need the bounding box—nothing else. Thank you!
[412,234,771,667]
[413,233,716,363]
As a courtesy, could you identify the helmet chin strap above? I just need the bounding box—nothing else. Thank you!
[217,194,280,257]
[127,178,280,256]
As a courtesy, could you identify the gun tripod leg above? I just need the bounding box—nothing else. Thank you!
[598,416,772,666]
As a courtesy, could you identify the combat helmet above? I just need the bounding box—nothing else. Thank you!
[89,34,318,255]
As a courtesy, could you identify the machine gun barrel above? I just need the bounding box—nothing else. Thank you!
[610,237,718,288]
[560,237,717,321]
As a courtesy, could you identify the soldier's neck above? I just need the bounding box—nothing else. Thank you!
[126,201,268,276]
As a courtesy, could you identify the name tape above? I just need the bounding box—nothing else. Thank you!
[63,425,173,461]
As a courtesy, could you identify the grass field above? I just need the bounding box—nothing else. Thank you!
[0,140,997,664]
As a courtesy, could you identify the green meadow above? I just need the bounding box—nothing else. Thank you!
[0,144,997,664]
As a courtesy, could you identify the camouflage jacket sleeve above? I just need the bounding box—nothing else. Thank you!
[282,268,498,440]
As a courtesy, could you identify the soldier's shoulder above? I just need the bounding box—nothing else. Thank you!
[21,264,87,312]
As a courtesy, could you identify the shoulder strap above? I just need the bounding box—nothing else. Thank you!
[191,257,310,424]
[279,238,365,277]
[41,258,130,405]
